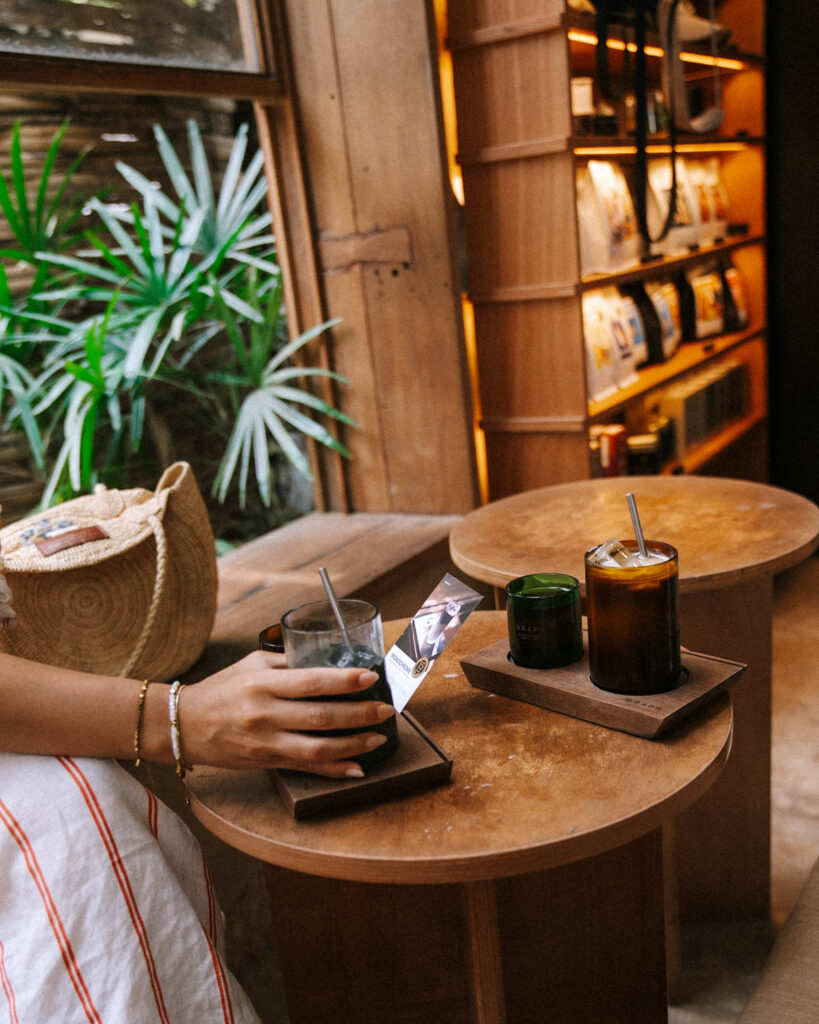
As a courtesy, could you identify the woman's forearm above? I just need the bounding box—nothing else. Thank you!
[0,649,396,778]
[0,652,174,761]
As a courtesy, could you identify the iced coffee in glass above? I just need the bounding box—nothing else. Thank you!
[584,539,681,695]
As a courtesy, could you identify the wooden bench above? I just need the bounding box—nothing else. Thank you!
[736,854,819,1024]
[188,510,490,678]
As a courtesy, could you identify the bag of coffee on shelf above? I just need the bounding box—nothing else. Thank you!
[687,264,725,338]
[686,157,730,245]
[645,278,683,358]
[617,290,649,367]
[646,157,700,256]
[720,259,750,331]
[576,160,640,275]
[582,291,620,402]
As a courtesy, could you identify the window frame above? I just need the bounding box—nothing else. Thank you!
[0,1,342,509]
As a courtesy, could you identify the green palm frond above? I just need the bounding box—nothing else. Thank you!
[212,318,354,509]
[111,120,277,274]
[0,116,357,517]
[0,121,96,264]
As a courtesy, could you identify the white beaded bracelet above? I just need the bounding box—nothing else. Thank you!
[168,680,193,779]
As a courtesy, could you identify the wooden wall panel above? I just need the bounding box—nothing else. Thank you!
[281,0,479,514]
[718,0,764,53]
[446,3,592,498]
[473,298,587,421]
[721,148,766,237]
[721,67,765,138]
[447,0,564,37]
[452,32,571,151]
[461,155,579,295]
[731,245,767,327]
[482,432,590,499]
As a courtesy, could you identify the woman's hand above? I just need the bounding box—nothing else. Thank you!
[171,650,395,778]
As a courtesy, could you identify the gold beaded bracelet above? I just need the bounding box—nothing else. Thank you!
[133,680,150,767]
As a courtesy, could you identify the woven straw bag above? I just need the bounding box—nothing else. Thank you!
[0,462,217,682]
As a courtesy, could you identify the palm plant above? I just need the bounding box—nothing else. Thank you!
[0,119,101,469]
[0,118,352,525]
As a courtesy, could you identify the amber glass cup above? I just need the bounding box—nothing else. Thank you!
[505,573,584,670]
[259,623,285,653]
[585,540,681,695]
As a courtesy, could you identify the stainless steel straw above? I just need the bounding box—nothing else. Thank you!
[318,566,354,651]
[626,492,649,559]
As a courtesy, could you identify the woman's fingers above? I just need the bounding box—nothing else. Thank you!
[266,666,381,699]
[223,650,381,699]
[265,695,395,733]
[181,650,399,772]
[271,728,389,767]
[275,758,368,779]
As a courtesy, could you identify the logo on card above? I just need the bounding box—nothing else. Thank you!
[412,657,429,678]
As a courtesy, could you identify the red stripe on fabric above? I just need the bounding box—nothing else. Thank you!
[0,798,102,1023]
[202,851,219,944]
[146,790,159,839]
[200,926,236,1024]
[199,853,234,1023]
[0,939,20,1024]
[57,758,172,1024]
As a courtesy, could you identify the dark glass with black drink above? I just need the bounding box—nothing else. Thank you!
[291,641,398,768]
[280,599,399,769]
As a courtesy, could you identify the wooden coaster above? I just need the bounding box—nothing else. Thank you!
[269,712,452,819]
[460,633,745,738]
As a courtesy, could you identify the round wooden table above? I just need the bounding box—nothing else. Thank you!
[449,475,819,923]
[188,612,732,1024]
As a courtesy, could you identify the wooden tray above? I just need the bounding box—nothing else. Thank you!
[269,712,452,819]
[460,634,745,738]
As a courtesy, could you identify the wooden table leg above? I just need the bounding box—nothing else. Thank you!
[676,577,773,921]
[663,822,682,1001]
[263,867,473,1024]
[464,881,507,1024]
[263,829,668,1024]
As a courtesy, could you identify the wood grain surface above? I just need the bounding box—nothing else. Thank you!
[449,475,819,593]
[187,611,732,885]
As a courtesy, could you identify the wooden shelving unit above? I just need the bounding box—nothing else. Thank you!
[445,0,767,499]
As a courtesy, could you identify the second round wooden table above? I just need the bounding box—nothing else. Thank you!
[449,475,819,921]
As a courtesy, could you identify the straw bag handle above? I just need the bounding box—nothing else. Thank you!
[121,513,168,678]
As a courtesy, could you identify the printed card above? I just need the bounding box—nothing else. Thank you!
[385,573,483,712]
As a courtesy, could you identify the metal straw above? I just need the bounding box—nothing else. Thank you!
[626,492,649,559]
[318,566,354,651]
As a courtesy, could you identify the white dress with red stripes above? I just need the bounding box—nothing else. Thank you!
[0,751,263,1023]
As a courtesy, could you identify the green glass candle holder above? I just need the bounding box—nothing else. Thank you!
[505,573,584,670]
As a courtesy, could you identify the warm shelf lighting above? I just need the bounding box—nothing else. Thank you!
[567,28,747,71]
[460,295,489,505]
[434,0,465,205]
[575,141,750,156]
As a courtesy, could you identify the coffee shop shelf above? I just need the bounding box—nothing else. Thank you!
[565,7,766,70]
[445,0,768,499]
[572,138,765,156]
[587,327,766,421]
[578,233,765,294]
[660,409,768,476]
